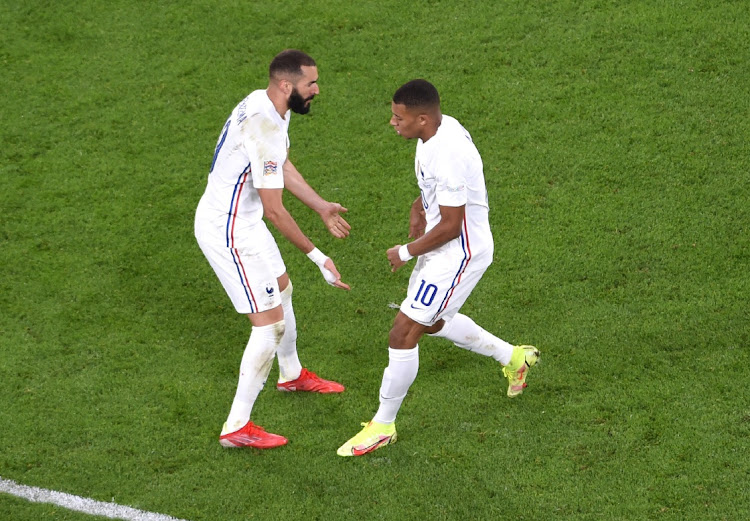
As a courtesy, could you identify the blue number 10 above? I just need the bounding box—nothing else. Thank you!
[415,279,437,306]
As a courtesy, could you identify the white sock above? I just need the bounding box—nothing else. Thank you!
[430,313,514,365]
[224,320,285,433]
[373,347,419,424]
[276,282,302,383]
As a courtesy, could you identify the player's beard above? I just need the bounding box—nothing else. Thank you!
[288,87,313,115]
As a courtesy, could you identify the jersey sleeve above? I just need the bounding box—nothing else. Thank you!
[433,150,468,207]
[243,113,287,190]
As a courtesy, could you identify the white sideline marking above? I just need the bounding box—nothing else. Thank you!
[0,476,190,521]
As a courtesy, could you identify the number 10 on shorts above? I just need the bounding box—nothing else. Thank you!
[414,279,437,307]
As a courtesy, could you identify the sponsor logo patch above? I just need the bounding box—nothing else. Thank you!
[263,160,278,176]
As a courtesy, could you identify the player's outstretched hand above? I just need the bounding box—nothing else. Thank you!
[323,258,350,290]
[320,202,351,239]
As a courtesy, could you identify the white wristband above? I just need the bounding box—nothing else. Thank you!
[306,247,327,267]
[398,244,413,262]
[307,247,337,285]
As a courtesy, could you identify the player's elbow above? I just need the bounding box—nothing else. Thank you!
[263,206,286,226]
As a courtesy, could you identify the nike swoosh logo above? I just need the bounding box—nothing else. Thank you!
[410,304,424,310]
[352,436,392,456]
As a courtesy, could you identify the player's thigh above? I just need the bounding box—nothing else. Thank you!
[197,228,286,314]
[400,254,489,326]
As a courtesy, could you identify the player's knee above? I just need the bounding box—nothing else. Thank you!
[425,319,445,336]
[251,319,286,345]
[389,313,424,348]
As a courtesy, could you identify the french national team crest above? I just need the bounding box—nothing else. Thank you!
[264,283,275,307]
[263,161,278,176]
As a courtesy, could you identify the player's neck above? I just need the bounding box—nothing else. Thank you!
[266,86,289,119]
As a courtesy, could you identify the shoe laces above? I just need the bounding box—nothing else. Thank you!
[349,421,388,445]
[350,422,373,443]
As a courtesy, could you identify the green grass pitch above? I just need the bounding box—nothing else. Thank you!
[1,1,748,520]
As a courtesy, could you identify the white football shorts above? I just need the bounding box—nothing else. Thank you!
[195,222,285,314]
[400,245,492,326]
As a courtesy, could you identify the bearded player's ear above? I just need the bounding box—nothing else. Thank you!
[282,78,294,96]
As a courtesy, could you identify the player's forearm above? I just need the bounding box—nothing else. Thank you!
[404,221,460,257]
[403,203,463,257]
[283,161,326,213]
[264,206,315,254]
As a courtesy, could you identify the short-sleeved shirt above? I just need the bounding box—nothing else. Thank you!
[195,90,290,247]
[400,115,494,325]
[414,115,493,259]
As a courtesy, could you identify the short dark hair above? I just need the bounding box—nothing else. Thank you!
[269,49,316,79]
[392,79,440,109]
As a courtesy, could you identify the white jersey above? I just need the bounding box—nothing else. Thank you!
[414,115,493,260]
[195,90,290,247]
[400,115,494,325]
